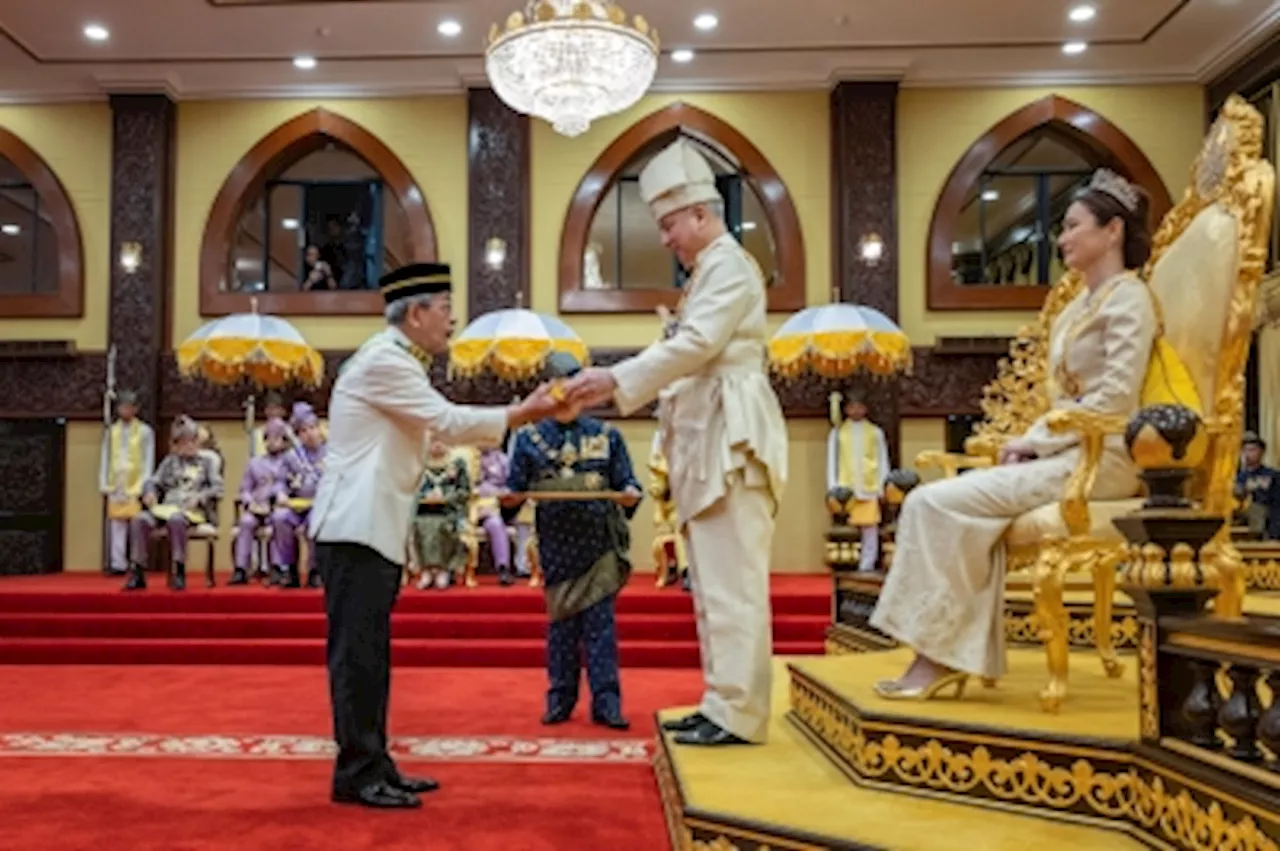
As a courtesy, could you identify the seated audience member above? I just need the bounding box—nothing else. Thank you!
[476,446,517,585]
[269,402,328,588]
[123,416,224,592]
[411,441,471,590]
[1236,431,1280,539]
[231,418,291,586]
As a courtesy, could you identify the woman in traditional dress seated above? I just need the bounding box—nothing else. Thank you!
[411,440,472,590]
[870,169,1157,700]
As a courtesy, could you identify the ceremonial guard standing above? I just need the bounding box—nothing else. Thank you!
[562,139,789,746]
[308,262,558,809]
[99,390,155,575]
[506,352,642,730]
[826,390,890,571]
[267,402,327,588]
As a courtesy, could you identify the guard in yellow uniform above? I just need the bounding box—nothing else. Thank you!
[99,390,155,574]
[826,390,889,571]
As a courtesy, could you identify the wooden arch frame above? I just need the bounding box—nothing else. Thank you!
[0,127,84,318]
[927,95,1173,311]
[199,107,437,317]
[558,102,806,313]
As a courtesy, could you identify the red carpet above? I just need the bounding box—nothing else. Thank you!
[0,665,709,849]
[0,572,831,667]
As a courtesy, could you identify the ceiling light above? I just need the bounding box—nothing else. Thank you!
[741,221,757,231]
[1062,41,1088,55]
[693,13,718,31]
[1,224,19,236]
[281,218,299,230]
[437,19,462,37]
[1068,5,1097,23]
[293,55,317,70]
[83,24,109,42]
[671,48,695,63]
[981,190,999,202]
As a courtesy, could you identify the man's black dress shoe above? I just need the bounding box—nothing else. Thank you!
[541,706,573,725]
[332,782,421,809]
[592,711,630,731]
[672,720,750,747]
[660,712,706,732]
[391,774,439,794]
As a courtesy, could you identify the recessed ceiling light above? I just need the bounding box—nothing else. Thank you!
[671,48,695,63]
[281,218,300,230]
[1062,41,1088,55]
[1,224,20,236]
[741,221,757,231]
[693,13,718,31]
[437,19,462,37]
[293,55,317,70]
[1068,5,1097,23]
[83,24,109,42]
[981,190,999,202]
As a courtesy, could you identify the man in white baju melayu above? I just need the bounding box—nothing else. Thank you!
[562,140,788,746]
[870,169,1157,701]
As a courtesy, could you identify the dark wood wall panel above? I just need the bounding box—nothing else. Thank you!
[0,419,66,574]
[830,81,902,461]
[108,94,176,427]
[467,88,530,317]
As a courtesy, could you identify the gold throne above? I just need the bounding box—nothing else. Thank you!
[917,94,1275,712]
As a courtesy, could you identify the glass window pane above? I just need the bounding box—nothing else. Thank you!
[0,183,57,295]
[585,185,620,289]
[740,184,778,287]
[618,179,670,290]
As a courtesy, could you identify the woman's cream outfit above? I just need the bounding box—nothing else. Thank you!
[870,274,1156,679]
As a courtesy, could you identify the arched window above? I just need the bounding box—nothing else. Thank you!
[559,102,805,313]
[0,127,83,318]
[199,108,436,317]
[927,95,1172,311]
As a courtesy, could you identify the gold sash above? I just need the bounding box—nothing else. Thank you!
[150,503,207,525]
[836,421,881,494]
[106,421,146,520]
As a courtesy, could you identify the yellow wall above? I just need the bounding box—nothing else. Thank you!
[171,97,469,348]
[0,103,111,347]
[898,84,1206,344]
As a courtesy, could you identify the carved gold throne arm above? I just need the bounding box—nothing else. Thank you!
[914,450,994,479]
[1044,409,1130,534]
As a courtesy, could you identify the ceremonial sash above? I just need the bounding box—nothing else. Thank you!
[836,421,881,494]
[106,421,146,520]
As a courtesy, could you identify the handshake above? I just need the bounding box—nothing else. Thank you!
[506,367,620,428]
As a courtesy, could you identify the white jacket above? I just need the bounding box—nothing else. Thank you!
[309,326,509,565]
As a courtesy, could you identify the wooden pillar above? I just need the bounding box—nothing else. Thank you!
[467,88,530,319]
[107,94,176,429]
[830,81,901,463]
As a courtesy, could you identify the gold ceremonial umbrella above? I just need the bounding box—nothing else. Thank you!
[448,307,588,382]
[176,302,324,389]
[768,303,911,379]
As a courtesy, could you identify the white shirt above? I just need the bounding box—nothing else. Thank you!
[309,326,509,565]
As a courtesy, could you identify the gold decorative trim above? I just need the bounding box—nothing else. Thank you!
[1243,558,1280,590]
[1004,608,1141,650]
[1140,620,1159,741]
[1165,632,1280,665]
[788,667,1280,851]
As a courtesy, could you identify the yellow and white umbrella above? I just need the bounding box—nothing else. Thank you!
[768,303,911,379]
[177,310,325,389]
[449,308,588,381]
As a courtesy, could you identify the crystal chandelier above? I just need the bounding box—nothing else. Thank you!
[485,1,660,138]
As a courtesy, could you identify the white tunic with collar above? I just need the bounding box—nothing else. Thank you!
[309,326,509,566]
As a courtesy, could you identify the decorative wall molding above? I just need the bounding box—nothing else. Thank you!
[197,107,437,318]
[108,94,176,427]
[927,94,1174,312]
[467,88,530,318]
[557,101,806,314]
[0,125,85,319]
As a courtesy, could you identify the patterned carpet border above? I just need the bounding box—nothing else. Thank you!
[0,732,653,764]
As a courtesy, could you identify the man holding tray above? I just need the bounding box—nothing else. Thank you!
[506,351,642,731]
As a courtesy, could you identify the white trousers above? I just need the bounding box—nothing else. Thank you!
[108,519,129,571]
[684,473,774,743]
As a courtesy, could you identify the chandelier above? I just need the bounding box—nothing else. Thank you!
[485,1,660,138]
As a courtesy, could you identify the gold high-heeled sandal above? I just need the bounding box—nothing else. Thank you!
[873,670,969,701]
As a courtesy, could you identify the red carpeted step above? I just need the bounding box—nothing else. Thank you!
[0,611,828,642]
[0,637,823,667]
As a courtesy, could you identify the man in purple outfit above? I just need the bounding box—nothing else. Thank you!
[231,418,290,585]
[475,446,516,585]
[272,402,328,588]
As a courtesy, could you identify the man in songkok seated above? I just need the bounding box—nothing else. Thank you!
[122,415,224,592]
[231,418,290,585]
[411,440,472,590]
[267,402,328,588]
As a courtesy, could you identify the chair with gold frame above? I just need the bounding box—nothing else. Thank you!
[915,95,1274,712]
[454,446,543,589]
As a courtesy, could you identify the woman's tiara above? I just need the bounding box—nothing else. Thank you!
[1089,168,1140,213]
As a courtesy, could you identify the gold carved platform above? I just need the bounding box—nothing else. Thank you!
[785,651,1280,850]
[656,659,1145,851]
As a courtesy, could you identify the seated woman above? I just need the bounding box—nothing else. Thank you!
[870,169,1157,700]
[412,441,472,590]
[123,416,224,592]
